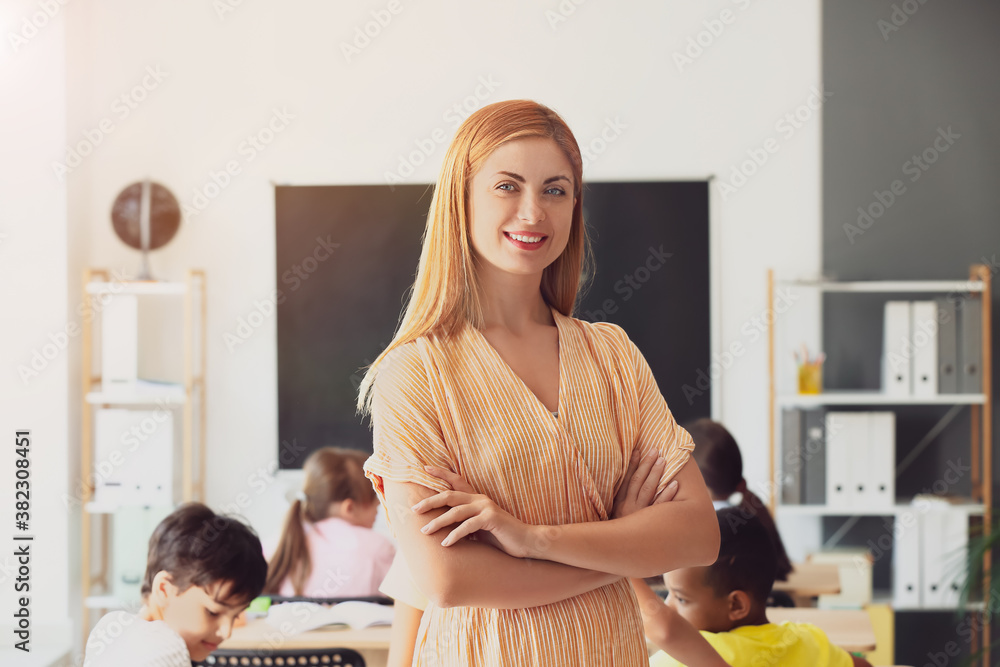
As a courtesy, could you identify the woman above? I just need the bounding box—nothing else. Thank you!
[360,100,719,665]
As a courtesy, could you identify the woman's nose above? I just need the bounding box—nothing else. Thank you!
[517,192,546,223]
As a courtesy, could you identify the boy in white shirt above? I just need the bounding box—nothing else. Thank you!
[84,503,268,666]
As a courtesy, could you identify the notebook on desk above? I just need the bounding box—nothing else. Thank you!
[266,600,395,634]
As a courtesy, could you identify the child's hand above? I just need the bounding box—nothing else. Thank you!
[612,450,679,519]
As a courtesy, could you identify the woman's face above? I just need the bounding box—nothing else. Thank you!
[468,137,576,283]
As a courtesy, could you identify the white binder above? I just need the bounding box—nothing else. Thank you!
[893,510,922,608]
[883,301,913,396]
[911,301,938,397]
[94,408,175,507]
[826,412,863,509]
[864,412,895,509]
[101,293,139,387]
[921,509,948,607]
[940,508,969,607]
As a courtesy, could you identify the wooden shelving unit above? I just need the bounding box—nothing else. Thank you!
[766,264,992,665]
[79,268,206,649]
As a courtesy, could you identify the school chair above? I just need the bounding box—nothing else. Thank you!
[193,646,366,666]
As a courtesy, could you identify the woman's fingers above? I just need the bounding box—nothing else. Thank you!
[636,457,666,506]
[654,479,680,504]
[411,490,472,513]
[628,453,659,499]
[417,501,482,535]
[441,515,487,547]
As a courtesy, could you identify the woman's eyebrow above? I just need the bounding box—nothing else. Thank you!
[495,171,572,185]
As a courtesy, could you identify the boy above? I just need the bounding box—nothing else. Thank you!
[84,503,268,666]
[632,508,872,667]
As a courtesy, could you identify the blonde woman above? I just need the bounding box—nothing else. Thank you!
[360,100,719,665]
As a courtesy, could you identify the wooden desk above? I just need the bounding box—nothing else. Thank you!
[773,561,842,597]
[222,620,390,666]
[766,607,876,653]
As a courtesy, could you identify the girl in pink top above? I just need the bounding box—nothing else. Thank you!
[264,447,395,598]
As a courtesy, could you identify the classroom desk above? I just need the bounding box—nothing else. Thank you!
[765,607,876,653]
[221,620,390,667]
[772,561,842,597]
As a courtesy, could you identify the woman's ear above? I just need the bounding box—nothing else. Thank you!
[726,589,753,622]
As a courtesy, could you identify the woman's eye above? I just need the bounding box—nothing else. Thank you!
[497,183,515,191]
[545,187,566,196]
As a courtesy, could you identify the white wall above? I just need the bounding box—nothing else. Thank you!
[53,0,822,648]
[0,0,72,651]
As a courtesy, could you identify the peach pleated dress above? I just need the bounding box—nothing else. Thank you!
[364,306,694,666]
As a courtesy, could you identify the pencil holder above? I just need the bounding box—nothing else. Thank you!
[797,363,823,394]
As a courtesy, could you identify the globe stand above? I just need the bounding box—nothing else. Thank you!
[138,180,153,280]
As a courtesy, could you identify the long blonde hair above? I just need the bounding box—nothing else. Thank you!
[357,99,591,415]
[264,447,375,595]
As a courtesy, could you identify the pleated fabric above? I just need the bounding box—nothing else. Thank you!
[364,306,694,666]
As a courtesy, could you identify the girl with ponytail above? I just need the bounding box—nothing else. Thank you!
[264,447,394,597]
[685,418,793,581]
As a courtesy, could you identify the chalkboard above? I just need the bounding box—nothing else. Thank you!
[275,181,709,468]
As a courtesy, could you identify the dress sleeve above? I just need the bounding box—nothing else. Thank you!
[629,335,695,494]
[363,342,455,529]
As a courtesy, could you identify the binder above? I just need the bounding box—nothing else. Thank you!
[801,409,827,505]
[883,301,913,396]
[826,412,862,509]
[911,301,938,397]
[864,412,895,509]
[101,293,139,387]
[921,510,948,607]
[960,295,982,393]
[940,508,969,607]
[780,409,802,505]
[936,298,959,394]
[94,408,175,507]
[893,509,922,608]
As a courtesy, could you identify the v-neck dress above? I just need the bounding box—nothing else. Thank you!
[364,307,695,666]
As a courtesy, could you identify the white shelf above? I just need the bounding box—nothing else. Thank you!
[777,390,987,407]
[86,380,187,406]
[777,278,983,293]
[86,280,187,295]
[777,501,985,517]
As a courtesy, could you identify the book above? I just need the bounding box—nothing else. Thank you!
[264,600,394,634]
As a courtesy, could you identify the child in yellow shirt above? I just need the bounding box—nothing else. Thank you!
[633,508,872,667]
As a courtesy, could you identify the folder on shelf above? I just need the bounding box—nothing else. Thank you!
[959,295,982,394]
[780,409,803,505]
[911,301,938,397]
[940,507,970,608]
[825,412,859,509]
[101,293,138,387]
[921,510,948,607]
[936,298,959,394]
[882,301,913,396]
[863,412,895,509]
[892,507,922,608]
[801,409,827,505]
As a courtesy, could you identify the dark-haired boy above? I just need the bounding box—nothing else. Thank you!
[84,502,268,666]
[633,508,872,667]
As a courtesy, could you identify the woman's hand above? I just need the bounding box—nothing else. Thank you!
[411,486,536,558]
[612,450,679,519]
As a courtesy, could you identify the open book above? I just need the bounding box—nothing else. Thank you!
[264,600,394,634]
